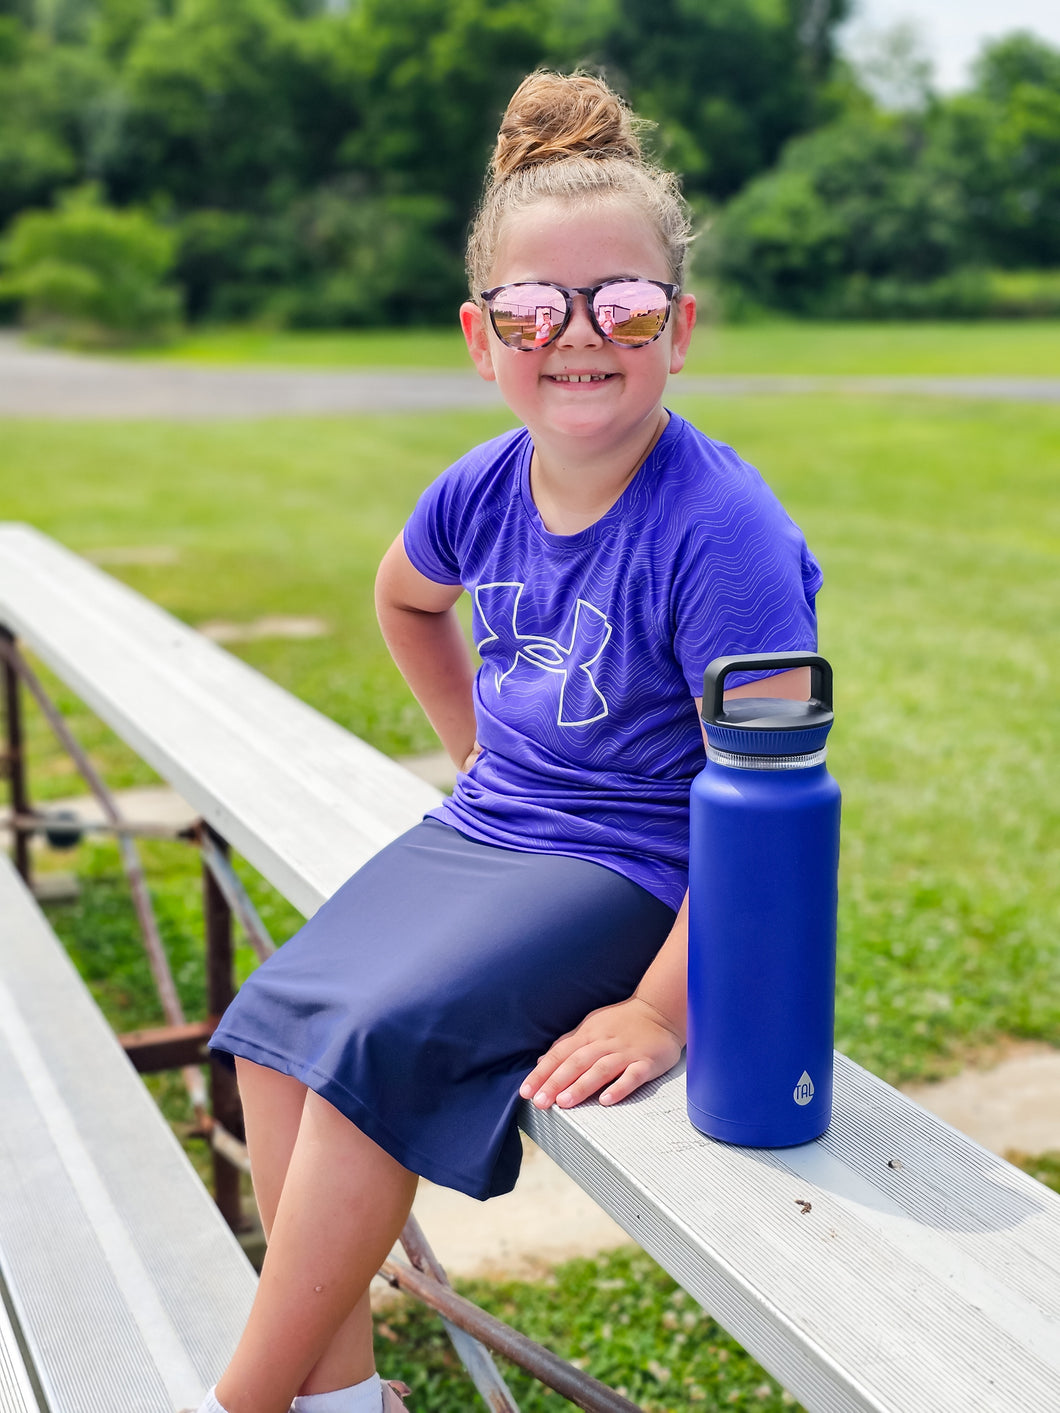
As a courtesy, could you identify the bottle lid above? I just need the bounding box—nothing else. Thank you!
[702,653,834,757]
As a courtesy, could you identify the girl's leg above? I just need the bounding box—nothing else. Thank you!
[236,1059,307,1242]
[234,1059,386,1399]
[216,1080,417,1413]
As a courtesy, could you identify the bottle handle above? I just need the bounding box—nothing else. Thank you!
[702,652,833,726]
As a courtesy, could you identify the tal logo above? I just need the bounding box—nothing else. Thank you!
[793,1071,815,1106]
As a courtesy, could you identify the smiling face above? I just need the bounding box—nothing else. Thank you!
[461,197,696,467]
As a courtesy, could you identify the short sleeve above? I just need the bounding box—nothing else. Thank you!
[670,478,822,696]
[401,428,529,588]
[402,468,465,587]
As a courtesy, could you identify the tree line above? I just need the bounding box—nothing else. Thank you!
[714,30,1060,319]
[0,0,1057,340]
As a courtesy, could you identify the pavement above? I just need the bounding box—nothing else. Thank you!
[0,333,504,419]
[7,779,1059,1278]
[3,332,1060,419]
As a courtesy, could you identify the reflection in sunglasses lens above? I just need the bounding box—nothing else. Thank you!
[593,281,669,346]
[491,285,567,348]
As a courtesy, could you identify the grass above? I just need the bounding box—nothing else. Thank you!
[127,325,473,369]
[4,393,1059,1087]
[665,391,1060,1082]
[681,317,1060,378]
[3,364,1058,1409]
[1010,1151,1060,1196]
[379,1247,801,1411]
[124,316,1060,378]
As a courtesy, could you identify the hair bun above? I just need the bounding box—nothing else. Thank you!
[492,71,642,181]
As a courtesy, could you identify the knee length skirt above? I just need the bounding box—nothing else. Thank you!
[209,819,676,1200]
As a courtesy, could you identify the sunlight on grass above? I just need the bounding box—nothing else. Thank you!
[681,318,1060,377]
[5,392,1057,1087]
[132,317,1060,378]
[9,383,1056,1411]
[134,325,471,368]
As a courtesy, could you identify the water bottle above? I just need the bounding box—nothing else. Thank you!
[686,652,840,1147]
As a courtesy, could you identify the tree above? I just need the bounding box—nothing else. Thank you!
[104,0,314,208]
[714,111,970,309]
[935,35,1060,269]
[711,32,1060,316]
[0,182,181,341]
[0,22,114,225]
[340,0,552,214]
[559,0,853,201]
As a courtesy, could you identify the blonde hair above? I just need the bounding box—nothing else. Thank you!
[466,71,692,297]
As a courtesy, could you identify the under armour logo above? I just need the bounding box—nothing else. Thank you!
[474,581,612,727]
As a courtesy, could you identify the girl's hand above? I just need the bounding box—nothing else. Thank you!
[460,740,483,773]
[519,997,683,1111]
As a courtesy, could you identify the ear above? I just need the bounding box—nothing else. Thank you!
[668,293,697,375]
[460,300,497,383]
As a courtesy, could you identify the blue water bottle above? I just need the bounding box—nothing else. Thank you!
[686,652,840,1147]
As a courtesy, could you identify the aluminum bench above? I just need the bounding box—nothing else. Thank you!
[0,850,257,1412]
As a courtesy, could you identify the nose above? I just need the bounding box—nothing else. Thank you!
[558,293,602,348]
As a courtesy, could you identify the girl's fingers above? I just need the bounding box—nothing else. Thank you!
[525,1042,612,1106]
[518,1001,683,1109]
[553,1054,629,1108]
[519,1031,584,1098]
[599,1057,656,1106]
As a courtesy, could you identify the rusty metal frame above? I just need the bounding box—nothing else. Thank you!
[0,622,647,1411]
[1,626,31,883]
[387,1215,642,1413]
[0,628,246,1227]
[397,1214,521,1412]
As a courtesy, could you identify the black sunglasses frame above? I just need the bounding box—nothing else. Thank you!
[479,278,679,351]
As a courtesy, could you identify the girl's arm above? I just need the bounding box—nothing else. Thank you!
[521,667,811,1110]
[375,534,479,771]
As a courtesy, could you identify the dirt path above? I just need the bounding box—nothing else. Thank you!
[3,333,1060,419]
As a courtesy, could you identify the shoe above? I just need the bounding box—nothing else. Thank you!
[382,1382,412,1410]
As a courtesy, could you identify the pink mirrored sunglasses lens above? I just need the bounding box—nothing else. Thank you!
[592,280,670,346]
[490,285,568,349]
[488,281,671,349]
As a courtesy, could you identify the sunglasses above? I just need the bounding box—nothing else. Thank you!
[480,278,678,351]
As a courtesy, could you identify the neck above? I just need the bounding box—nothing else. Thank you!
[529,410,669,536]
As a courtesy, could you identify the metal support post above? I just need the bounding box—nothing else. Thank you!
[399,1214,521,1412]
[204,824,245,1231]
[381,1254,643,1413]
[1,625,31,884]
[198,825,276,962]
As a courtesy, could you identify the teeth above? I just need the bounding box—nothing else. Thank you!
[552,373,609,382]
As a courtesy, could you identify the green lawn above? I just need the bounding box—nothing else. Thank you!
[4,392,1057,1086]
[2,380,1058,1410]
[129,316,1060,378]
[131,324,473,369]
[682,317,1060,377]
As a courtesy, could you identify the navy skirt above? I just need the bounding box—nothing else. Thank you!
[210,819,675,1200]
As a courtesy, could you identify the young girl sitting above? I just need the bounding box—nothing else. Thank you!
[199,68,822,1413]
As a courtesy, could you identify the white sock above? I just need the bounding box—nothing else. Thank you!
[197,1389,228,1413]
[292,1373,383,1413]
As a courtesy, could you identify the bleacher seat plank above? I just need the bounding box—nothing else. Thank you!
[0,1294,40,1413]
[0,854,257,1413]
[524,1057,1060,1412]
[0,524,440,919]
[3,522,1060,1413]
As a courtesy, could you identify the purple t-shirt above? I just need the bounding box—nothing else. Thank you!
[403,412,822,910]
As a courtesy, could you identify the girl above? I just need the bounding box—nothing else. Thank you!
[200,70,821,1413]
